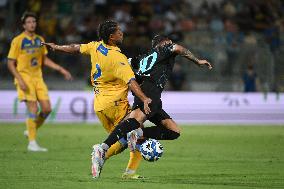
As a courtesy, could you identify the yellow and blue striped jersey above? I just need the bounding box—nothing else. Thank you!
[80,41,135,111]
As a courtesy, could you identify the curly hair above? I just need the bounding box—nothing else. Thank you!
[97,20,118,44]
[151,34,169,48]
[21,11,37,24]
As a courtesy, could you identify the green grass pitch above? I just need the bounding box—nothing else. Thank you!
[0,123,284,189]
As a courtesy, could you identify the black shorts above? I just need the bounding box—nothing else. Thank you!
[132,80,172,123]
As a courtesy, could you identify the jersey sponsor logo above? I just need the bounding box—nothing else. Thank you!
[21,37,42,50]
[31,57,38,67]
[138,51,158,74]
[97,44,108,56]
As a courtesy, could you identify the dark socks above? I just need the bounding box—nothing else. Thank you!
[142,126,180,140]
[103,118,140,147]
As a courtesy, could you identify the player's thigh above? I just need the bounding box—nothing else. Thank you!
[132,96,161,120]
[96,110,114,133]
[129,108,147,124]
[113,101,131,126]
[149,109,181,133]
[161,119,181,133]
[16,79,37,102]
[96,101,131,133]
[38,99,52,114]
[35,79,50,101]
[25,101,38,114]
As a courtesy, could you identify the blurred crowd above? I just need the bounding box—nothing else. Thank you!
[0,0,283,91]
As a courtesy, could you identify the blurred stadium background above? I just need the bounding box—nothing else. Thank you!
[0,0,283,91]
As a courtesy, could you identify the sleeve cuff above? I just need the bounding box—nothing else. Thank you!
[127,77,136,84]
[7,58,17,61]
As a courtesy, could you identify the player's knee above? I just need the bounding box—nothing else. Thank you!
[28,107,38,115]
[42,108,52,116]
[129,108,146,123]
[115,118,141,139]
[126,118,140,129]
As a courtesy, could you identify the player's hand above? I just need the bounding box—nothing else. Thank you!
[198,60,213,70]
[18,79,28,92]
[41,42,56,51]
[143,98,152,115]
[60,68,73,81]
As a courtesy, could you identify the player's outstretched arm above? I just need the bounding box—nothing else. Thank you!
[43,56,73,80]
[41,42,80,54]
[7,59,28,91]
[128,79,152,115]
[173,44,213,70]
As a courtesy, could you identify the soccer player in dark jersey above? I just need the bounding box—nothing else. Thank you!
[91,34,212,179]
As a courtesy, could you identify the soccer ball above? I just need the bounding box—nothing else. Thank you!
[139,139,163,162]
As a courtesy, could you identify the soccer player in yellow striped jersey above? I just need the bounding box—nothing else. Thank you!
[42,20,152,179]
[7,12,72,152]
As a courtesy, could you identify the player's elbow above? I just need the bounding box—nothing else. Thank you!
[70,44,81,53]
[7,59,16,71]
[172,44,183,55]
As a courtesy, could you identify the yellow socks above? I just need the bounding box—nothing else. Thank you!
[126,150,142,172]
[105,141,124,159]
[105,141,142,175]
[26,112,49,141]
[26,117,37,141]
